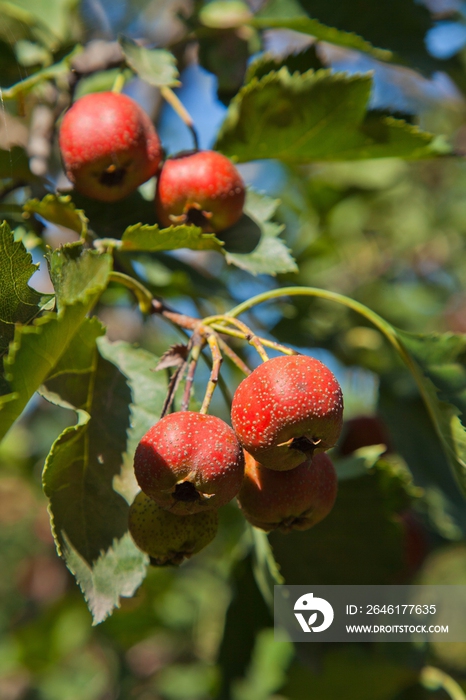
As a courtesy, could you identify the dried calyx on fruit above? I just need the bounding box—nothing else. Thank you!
[155,149,245,232]
[59,91,161,202]
[231,355,343,471]
[134,411,245,515]
[128,491,218,566]
[237,451,338,532]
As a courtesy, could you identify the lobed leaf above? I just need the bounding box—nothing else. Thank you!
[97,337,168,502]
[0,220,46,356]
[0,243,112,439]
[281,0,443,73]
[62,533,148,625]
[121,223,224,253]
[42,333,167,622]
[221,190,297,276]
[250,16,395,63]
[215,69,447,163]
[42,333,133,565]
[396,331,466,498]
[245,46,324,83]
[24,194,88,237]
[2,45,82,99]
[119,35,180,88]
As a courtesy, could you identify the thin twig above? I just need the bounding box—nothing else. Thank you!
[151,298,199,331]
[181,334,204,411]
[211,316,269,362]
[160,361,188,417]
[217,336,251,375]
[200,334,223,414]
[211,323,297,356]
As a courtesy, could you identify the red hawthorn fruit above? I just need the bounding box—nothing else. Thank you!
[231,355,344,471]
[134,411,245,515]
[59,91,162,202]
[155,150,245,232]
[237,450,338,532]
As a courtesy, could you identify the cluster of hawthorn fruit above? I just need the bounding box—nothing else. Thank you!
[129,354,343,566]
[58,89,344,567]
[58,90,245,232]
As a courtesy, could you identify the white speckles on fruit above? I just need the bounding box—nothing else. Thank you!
[231,355,344,470]
[134,411,245,515]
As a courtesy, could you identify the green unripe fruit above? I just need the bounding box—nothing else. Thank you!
[128,491,218,566]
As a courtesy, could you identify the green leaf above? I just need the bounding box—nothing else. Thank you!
[42,338,132,565]
[41,316,104,409]
[2,0,79,47]
[96,337,168,502]
[379,372,466,540]
[224,219,297,276]
[0,2,37,44]
[250,527,284,610]
[233,628,294,700]
[2,45,82,99]
[24,194,88,237]
[282,0,440,72]
[250,16,395,63]
[41,331,167,621]
[0,245,112,440]
[62,532,148,625]
[245,46,324,83]
[215,69,445,163]
[48,242,111,309]
[217,555,273,698]
[221,191,297,276]
[121,223,224,253]
[119,35,180,88]
[0,221,45,357]
[396,331,466,499]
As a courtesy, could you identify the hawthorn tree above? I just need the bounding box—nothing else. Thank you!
[2,0,466,697]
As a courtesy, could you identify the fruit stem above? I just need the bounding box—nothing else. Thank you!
[210,322,296,357]
[203,315,269,362]
[108,271,153,314]
[181,334,204,411]
[160,86,199,151]
[200,334,223,414]
[111,67,127,93]
[217,336,251,375]
[160,359,188,418]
